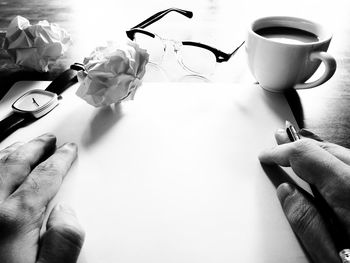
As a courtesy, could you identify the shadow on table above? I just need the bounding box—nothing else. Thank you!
[82,104,123,148]
[284,89,305,129]
[261,163,297,188]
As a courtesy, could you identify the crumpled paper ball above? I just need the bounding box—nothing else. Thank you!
[76,41,149,107]
[4,16,71,72]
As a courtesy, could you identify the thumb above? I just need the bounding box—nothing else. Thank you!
[37,204,85,263]
[277,183,339,263]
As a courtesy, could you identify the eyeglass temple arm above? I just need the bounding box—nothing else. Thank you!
[228,41,245,60]
[131,8,193,29]
[214,41,245,62]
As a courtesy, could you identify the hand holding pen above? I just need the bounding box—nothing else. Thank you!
[259,122,350,263]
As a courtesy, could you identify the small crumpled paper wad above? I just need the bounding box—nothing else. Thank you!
[4,16,71,72]
[76,41,149,107]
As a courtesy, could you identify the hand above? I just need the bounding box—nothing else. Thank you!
[259,128,350,263]
[0,134,85,263]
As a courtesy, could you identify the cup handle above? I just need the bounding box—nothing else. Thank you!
[295,51,337,90]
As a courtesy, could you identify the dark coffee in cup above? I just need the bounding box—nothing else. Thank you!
[246,16,336,91]
[255,26,319,44]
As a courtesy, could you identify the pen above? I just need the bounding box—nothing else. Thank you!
[285,120,350,263]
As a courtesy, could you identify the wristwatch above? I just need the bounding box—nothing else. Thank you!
[0,63,85,142]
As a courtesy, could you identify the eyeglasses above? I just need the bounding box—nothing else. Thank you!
[126,8,244,76]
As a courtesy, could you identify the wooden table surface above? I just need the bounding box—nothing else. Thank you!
[0,0,350,147]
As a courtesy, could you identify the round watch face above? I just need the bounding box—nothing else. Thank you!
[12,89,59,118]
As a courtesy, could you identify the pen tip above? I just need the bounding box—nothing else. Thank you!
[285,120,291,127]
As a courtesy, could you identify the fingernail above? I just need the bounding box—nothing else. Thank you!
[299,129,315,136]
[62,142,78,151]
[277,183,296,203]
[55,203,64,211]
[299,129,323,142]
[40,133,56,139]
[258,147,274,163]
[258,151,266,161]
[65,142,77,147]
[55,203,76,216]
[276,128,285,134]
[30,133,56,144]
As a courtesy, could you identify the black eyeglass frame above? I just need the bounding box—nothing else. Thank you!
[126,8,244,63]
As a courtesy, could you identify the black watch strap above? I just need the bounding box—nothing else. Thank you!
[0,63,85,143]
[0,113,32,142]
[45,63,85,95]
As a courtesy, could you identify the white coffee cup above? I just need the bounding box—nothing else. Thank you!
[246,16,336,92]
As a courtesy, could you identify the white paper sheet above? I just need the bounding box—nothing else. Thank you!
[0,81,310,263]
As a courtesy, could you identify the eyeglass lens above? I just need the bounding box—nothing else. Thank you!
[133,32,217,76]
[133,33,164,64]
[177,45,216,75]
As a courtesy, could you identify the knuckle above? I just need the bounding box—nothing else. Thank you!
[285,197,318,235]
[0,199,44,233]
[1,153,31,173]
[4,163,31,179]
[11,190,43,216]
[24,176,41,193]
[0,149,13,161]
[3,152,24,164]
[29,162,62,188]
[4,151,26,163]
[0,206,21,232]
[289,140,317,160]
[318,142,333,151]
[0,142,23,153]
[36,161,60,176]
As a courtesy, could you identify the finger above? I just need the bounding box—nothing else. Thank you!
[259,139,304,167]
[316,142,350,166]
[277,128,350,166]
[277,183,339,262]
[299,129,350,165]
[0,134,56,202]
[258,139,350,191]
[0,142,24,160]
[274,128,322,145]
[275,128,291,145]
[8,143,78,219]
[37,204,85,263]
